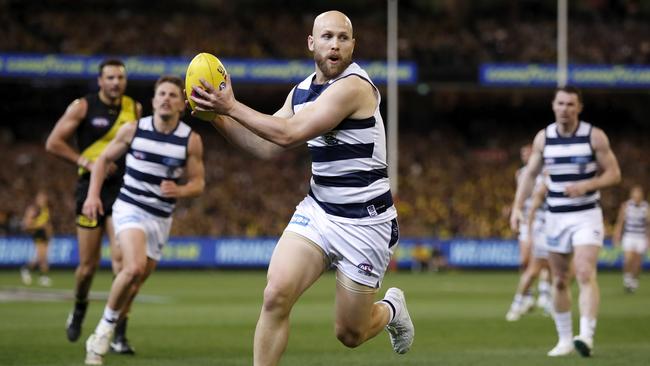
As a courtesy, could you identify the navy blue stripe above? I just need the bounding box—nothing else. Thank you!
[135,129,189,146]
[123,185,176,204]
[547,190,597,198]
[333,117,376,131]
[128,149,186,167]
[309,189,393,219]
[313,168,387,187]
[548,202,598,213]
[117,194,172,218]
[545,155,595,164]
[126,167,179,185]
[292,87,319,105]
[550,171,597,182]
[545,135,590,145]
[309,143,374,162]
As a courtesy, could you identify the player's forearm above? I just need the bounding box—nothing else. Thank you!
[210,115,283,159]
[178,178,205,198]
[87,157,108,199]
[229,101,297,148]
[586,169,622,192]
[513,176,535,211]
[45,138,82,166]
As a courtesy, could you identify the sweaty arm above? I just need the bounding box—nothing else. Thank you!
[565,128,621,197]
[45,98,91,169]
[160,132,205,198]
[82,122,136,220]
[208,90,295,160]
[194,74,376,148]
[510,130,545,231]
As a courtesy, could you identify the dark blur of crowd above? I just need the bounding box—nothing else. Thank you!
[1,0,649,239]
[1,0,649,81]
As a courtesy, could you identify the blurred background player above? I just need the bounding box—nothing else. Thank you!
[45,59,142,350]
[506,176,552,321]
[511,86,621,357]
[82,75,205,365]
[613,185,649,293]
[192,10,413,365]
[20,189,53,287]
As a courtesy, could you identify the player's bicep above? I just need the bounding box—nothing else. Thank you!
[185,133,205,181]
[273,88,296,119]
[101,123,136,162]
[49,99,87,141]
[286,78,362,141]
[592,128,619,172]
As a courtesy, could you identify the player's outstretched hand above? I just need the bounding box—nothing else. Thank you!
[82,195,103,222]
[190,75,235,116]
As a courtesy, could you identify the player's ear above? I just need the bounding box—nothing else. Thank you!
[308,35,314,52]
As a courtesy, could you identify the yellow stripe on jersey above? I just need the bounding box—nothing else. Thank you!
[78,95,137,175]
[33,206,50,228]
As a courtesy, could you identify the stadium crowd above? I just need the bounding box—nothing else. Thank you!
[1,0,648,239]
[1,126,644,239]
[1,0,649,81]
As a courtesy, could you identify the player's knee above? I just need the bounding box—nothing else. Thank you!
[77,262,97,279]
[553,275,570,291]
[261,284,293,314]
[575,266,594,284]
[335,326,364,348]
[122,263,146,282]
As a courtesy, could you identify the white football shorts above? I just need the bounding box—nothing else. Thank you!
[545,207,604,254]
[285,196,399,289]
[112,199,172,261]
[622,234,648,254]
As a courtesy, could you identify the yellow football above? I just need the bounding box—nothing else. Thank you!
[185,52,227,121]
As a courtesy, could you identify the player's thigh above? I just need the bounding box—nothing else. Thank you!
[548,252,571,281]
[334,271,377,330]
[76,226,104,264]
[266,231,327,300]
[116,228,148,270]
[573,244,599,278]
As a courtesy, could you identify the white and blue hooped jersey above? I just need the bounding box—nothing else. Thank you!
[291,62,396,224]
[543,121,600,213]
[624,200,648,238]
[117,116,191,218]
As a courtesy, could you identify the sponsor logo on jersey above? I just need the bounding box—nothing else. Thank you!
[133,151,146,160]
[366,204,378,217]
[91,117,110,128]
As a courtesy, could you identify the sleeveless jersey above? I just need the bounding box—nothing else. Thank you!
[543,121,599,213]
[117,116,191,218]
[77,93,138,181]
[32,205,50,228]
[291,63,396,224]
[623,200,648,237]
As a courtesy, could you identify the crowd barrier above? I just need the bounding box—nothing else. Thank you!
[1,236,646,269]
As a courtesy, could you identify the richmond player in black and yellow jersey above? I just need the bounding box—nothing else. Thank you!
[46,59,142,354]
[20,190,53,287]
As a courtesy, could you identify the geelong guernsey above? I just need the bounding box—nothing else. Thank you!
[543,121,600,213]
[623,200,648,238]
[117,116,191,218]
[291,62,396,224]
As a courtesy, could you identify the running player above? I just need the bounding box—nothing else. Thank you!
[83,75,205,365]
[20,190,53,287]
[613,185,649,293]
[506,176,552,321]
[511,86,621,357]
[45,59,142,351]
[190,10,414,366]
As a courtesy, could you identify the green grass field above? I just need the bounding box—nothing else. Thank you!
[0,269,648,366]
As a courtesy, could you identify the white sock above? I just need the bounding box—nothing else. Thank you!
[624,272,633,286]
[538,280,551,295]
[579,316,596,340]
[552,311,573,344]
[513,293,523,304]
[379,300,395,323]
[98,306,120,329]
